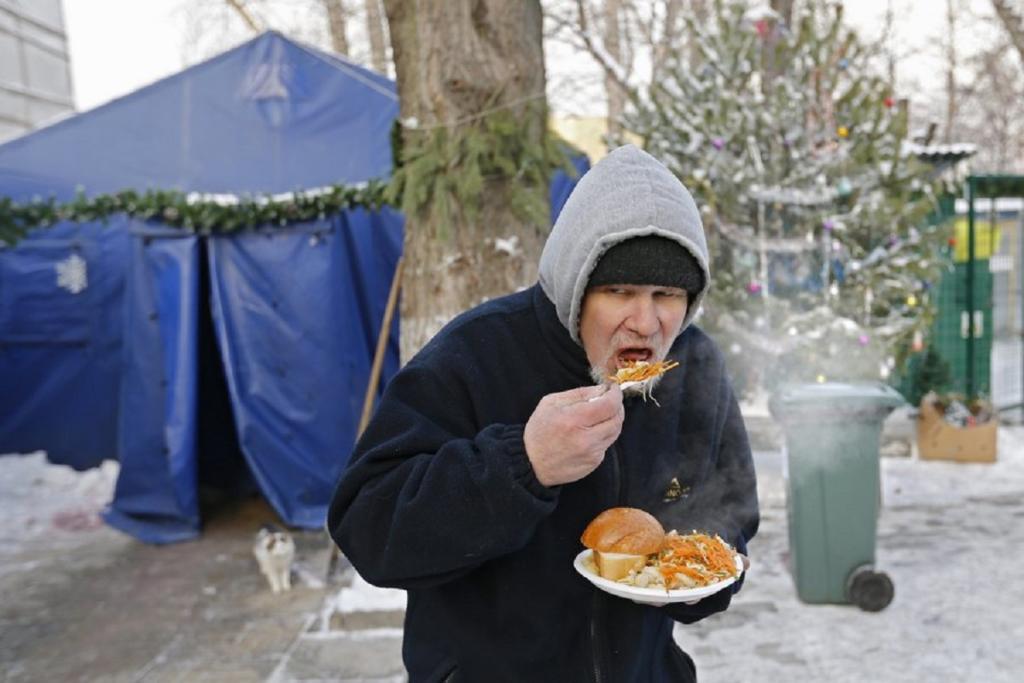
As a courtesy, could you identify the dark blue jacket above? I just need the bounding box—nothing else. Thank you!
[328,285,759,682]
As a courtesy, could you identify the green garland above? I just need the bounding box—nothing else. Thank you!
[386,105,574,240]
[0,180,391,247]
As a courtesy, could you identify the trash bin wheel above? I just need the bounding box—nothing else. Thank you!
[846,566,894,612]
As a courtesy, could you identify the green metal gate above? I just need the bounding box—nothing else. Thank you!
[953,175,1023,419]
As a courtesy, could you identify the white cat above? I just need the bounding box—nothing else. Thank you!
[253,525,295,593]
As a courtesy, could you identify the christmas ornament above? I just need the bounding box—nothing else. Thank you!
[755,19,770,38]
[912,330,924,352]
[858,334,870,346]
[836,178,852,197]
[822,219,835,231]
[837,126,849,138]
[838,58,849,70]
[883,97,894,108]
[746,281,763,294]
[816,374,826,383]
[712,137,725,150]
[906,294,918,307]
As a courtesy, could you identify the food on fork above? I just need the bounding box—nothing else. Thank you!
[607,359,680,385]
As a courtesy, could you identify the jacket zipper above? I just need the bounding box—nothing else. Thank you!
[591,591,604,683]
[591,444,624,683]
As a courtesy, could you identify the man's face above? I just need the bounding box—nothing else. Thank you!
[579,284,689,384]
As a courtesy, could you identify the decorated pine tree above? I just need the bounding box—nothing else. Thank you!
[625,0,950,398]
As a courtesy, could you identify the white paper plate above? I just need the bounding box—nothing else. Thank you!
[573,549,743,605]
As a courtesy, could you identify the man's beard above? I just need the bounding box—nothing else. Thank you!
[589,331,669,397]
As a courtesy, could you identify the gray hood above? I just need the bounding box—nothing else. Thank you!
[539,144,710,343]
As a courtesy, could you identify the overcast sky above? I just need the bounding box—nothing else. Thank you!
[62,0,996,116]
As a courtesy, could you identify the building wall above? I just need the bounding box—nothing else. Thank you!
[0,0,74,143]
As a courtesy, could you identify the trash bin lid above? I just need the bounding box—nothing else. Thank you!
[769,382,906,423]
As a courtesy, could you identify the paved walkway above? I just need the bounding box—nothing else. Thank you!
[3,419,1023,682]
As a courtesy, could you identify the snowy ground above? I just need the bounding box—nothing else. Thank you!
[3,421,1024,681]
[0,452,122,580]
[682,424,1024,683]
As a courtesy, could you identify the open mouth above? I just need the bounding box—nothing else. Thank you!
[615,347,654,367]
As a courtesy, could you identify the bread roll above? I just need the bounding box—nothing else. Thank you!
[580,508,665,581]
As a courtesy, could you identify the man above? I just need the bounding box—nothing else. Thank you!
[328,145,759,682]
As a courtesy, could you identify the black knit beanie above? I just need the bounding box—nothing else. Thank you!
[587,235,705,296]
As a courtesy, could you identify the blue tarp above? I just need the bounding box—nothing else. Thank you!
[0,31,586,543]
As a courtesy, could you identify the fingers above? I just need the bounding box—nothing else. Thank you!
[585,407,624,444]
[551,384,608,407]
[570,385,624,427]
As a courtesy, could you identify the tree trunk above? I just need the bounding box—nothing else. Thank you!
[604,0,625,140]
[365,0,389,74]
[323,0,350,56]
[384,0,550,361]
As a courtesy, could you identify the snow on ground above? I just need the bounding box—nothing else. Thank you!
[0,451,120,576]
[682,424,1024,683]
[5,423,1024,681]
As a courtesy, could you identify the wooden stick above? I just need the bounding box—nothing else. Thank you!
[327,255,404,580]
[358,256,404,437]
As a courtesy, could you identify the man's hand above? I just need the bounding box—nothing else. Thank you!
[523,384,624,487]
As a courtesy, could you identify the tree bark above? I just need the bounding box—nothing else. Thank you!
[384,0,550,361]
[323,0,350,56]
[365,0,389,74]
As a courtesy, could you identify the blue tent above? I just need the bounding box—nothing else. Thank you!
[0,32,585,542]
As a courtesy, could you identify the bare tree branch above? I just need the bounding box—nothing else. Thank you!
[604,0,625,137]
[573,0,639,103]
[224,0,262,33]
[991,0,1024,65]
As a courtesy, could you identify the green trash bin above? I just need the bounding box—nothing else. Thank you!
[769,382,906,611]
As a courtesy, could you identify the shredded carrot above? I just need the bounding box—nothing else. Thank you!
[655,532,739,589]
[608,360,680,384]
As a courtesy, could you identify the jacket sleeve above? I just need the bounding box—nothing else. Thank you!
[662,365,760,624]
[327,358,559,590]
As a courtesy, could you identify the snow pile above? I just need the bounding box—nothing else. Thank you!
[0,451,119,567]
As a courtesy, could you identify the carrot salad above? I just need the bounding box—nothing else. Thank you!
[608,360,680,384]
[656,532,739,589]
[615,531,740,591]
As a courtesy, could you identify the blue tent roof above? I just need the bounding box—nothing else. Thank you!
[0,31,399,202]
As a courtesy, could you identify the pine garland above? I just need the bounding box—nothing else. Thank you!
[386,104,573,240]
[0,180,391,247]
